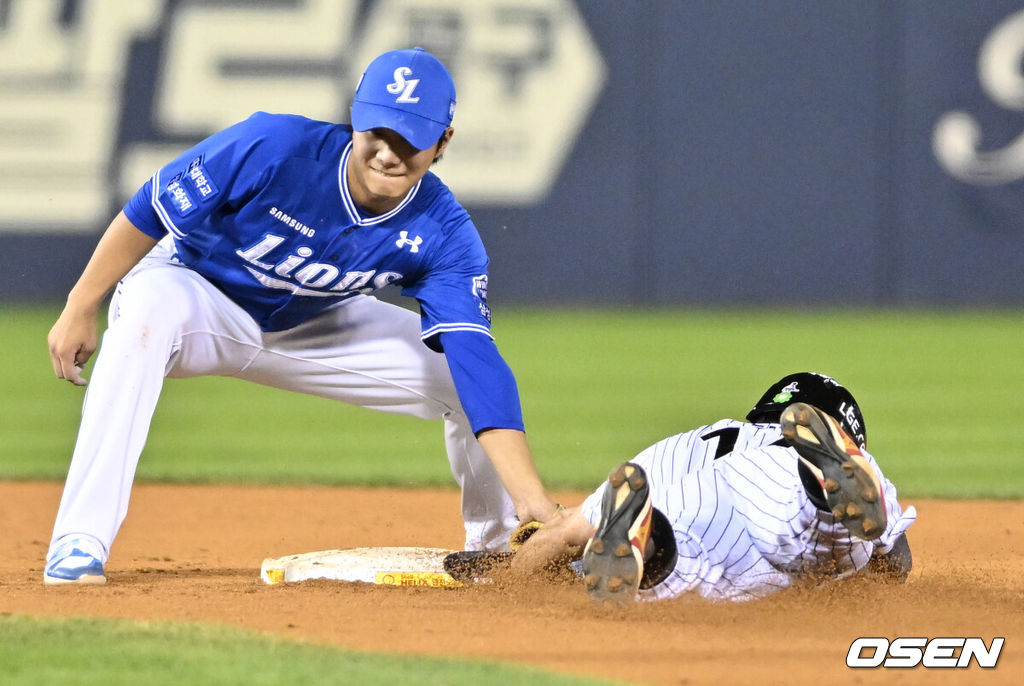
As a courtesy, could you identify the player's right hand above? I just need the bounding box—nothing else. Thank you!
[48,304,99,387]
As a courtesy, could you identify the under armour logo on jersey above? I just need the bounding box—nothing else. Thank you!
[395,230,422,253]
[387,67,420,103]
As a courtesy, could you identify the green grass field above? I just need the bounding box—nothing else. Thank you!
[0,615,622,686]
[2,304,1021,685]
[4,306,1022,496]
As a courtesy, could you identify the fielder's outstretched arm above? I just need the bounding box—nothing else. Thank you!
[48,212,159,386]
[476,428,561,525]
[439,330,561,525]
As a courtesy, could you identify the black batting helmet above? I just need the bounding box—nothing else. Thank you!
[746,372,867,449]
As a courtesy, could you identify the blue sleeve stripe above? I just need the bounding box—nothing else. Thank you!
[421,322,493,339]
[149,170,186,239]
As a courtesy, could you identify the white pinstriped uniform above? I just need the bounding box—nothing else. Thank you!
[580,419,916,602]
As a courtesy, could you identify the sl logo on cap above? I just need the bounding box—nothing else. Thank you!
[387,67,421,103]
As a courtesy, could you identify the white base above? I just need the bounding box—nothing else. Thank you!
[260,546,462,587]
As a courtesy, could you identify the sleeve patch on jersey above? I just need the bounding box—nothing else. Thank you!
[161,173,198,217]
[186,156,219,201]
[472,275,491,323]
[472,275,488,300]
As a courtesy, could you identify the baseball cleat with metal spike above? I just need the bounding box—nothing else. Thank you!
[780,402,887,540]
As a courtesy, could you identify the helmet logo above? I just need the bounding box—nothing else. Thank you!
[773,382,799,403]
[839,400,865,447]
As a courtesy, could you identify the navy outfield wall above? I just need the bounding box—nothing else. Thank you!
[1,1,1022,306]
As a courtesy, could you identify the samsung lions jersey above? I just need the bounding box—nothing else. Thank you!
[124,111,492,342]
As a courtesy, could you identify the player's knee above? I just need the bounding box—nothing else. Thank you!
[110,273,197,340]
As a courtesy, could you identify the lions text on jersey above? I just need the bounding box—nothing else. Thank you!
[126,111,492,342]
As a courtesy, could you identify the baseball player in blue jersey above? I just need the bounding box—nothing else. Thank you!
[510,373,916,603]
[44,47,561,585]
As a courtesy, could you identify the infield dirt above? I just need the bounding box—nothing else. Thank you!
[2,482,1021,685]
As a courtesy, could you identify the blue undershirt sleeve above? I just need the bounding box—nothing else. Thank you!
[438,330,525,435]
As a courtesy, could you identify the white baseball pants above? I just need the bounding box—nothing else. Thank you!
[49,240,518,561]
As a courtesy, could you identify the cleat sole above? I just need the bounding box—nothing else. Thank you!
[582,462,653,605]
[781,402,887,541]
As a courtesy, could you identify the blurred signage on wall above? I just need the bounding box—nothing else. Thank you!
[0,0,605,234]
[933,8,1024,184]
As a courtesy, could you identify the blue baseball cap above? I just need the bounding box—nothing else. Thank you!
[351,47,456,150]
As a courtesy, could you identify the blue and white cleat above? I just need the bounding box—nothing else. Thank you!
[44,537,107,586]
